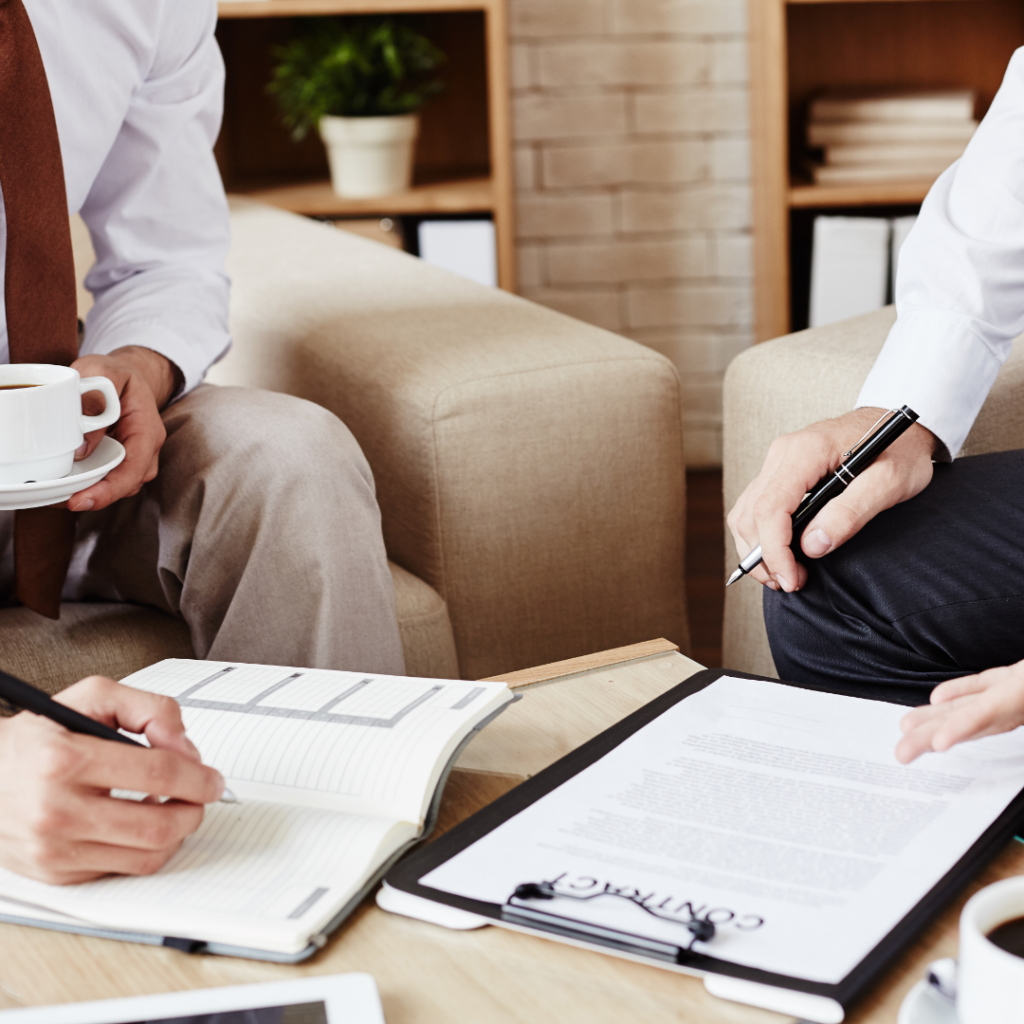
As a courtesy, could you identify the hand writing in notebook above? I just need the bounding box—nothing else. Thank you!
[0,676,225,884]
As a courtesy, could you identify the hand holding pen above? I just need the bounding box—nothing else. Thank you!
[726,406,936,592]
[0,673,230,885]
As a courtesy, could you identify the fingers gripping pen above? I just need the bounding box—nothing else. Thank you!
[726,406,920,587]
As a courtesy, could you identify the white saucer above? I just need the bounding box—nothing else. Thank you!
[898,980,961,1024]
[0,436,125,510]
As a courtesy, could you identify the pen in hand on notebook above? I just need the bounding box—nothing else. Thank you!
[726,405,920,587]
[0,668,239,804]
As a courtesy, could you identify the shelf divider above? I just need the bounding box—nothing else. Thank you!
[789,176,938,209]
[219,0,491,16]
[231,174,495,217]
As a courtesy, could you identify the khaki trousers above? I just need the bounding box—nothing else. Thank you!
[0,385,406,675]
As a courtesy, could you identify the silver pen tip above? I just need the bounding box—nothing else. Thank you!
[726,568,743,587]
[220,787,241,804]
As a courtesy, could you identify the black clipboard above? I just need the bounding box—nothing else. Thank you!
[384,668,1024,1017]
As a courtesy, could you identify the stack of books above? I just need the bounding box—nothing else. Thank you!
[805,88,977,187]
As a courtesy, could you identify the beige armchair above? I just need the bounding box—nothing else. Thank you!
[722,307,1024,677]
[1,199,689,692]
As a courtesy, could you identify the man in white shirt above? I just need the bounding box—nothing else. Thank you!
[0,0,405,882]
[728,49,1024,765]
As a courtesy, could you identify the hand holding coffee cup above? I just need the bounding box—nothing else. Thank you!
[0,363,121,486]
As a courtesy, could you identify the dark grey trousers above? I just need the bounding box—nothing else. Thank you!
[764,450,1024,705]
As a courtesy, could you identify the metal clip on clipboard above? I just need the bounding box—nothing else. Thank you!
[501,881,716,965]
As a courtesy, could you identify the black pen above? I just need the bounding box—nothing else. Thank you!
[0,668,238,803]
[727,405,920,586]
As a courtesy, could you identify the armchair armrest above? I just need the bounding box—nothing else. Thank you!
[214,199,688,679]
[723,307,1024,677]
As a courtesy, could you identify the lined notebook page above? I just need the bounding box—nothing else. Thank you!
[0,801,414,954]
[123,661,510,822]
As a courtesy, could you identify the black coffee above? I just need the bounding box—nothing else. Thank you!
[987,916,1024,957]
[0,384,39,390]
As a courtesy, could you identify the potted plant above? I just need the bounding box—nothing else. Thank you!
[269,17,445,199]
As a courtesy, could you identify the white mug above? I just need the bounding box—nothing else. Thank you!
[0,363,120,486]
[959,876,1024,1023]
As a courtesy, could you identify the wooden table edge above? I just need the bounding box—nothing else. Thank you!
[480,638,685,689]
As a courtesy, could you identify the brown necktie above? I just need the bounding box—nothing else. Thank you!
[0,0,79,619]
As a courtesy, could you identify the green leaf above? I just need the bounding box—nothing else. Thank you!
[267,16,446,130]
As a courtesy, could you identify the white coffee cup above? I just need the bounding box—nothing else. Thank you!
[958,876,1024,1023]
[0,363,120,486]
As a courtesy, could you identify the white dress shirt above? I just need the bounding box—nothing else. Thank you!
[857,47,1024,458]
[0,0,231,395]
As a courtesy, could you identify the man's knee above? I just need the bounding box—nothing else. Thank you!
[763,549,968,702]
[162,386,375,501]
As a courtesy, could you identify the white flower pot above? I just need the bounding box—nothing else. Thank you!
[319,114,420,199]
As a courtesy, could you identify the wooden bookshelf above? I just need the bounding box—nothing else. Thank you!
[788,178,936,209]
[216,0,516,289]
[219,0,496,14]
[749,0,1024,341]
[237,174,494,215]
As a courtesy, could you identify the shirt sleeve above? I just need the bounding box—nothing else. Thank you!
[857,47,1024,458]
[77,0,231,397]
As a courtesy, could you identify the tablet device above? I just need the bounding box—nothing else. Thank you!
[0,974,383,1023]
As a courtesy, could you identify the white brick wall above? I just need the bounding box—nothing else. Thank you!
[509,0,753,466]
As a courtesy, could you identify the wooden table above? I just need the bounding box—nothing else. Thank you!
[0,640,1021,1022]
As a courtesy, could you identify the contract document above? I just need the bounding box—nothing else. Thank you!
[421,676,1024,984]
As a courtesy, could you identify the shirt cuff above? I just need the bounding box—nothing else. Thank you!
[80,318,231,398]
[856,309,1003,459]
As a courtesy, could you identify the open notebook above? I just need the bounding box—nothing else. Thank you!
[0,659,514,961]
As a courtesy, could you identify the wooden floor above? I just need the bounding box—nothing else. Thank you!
[685,469,724,668]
